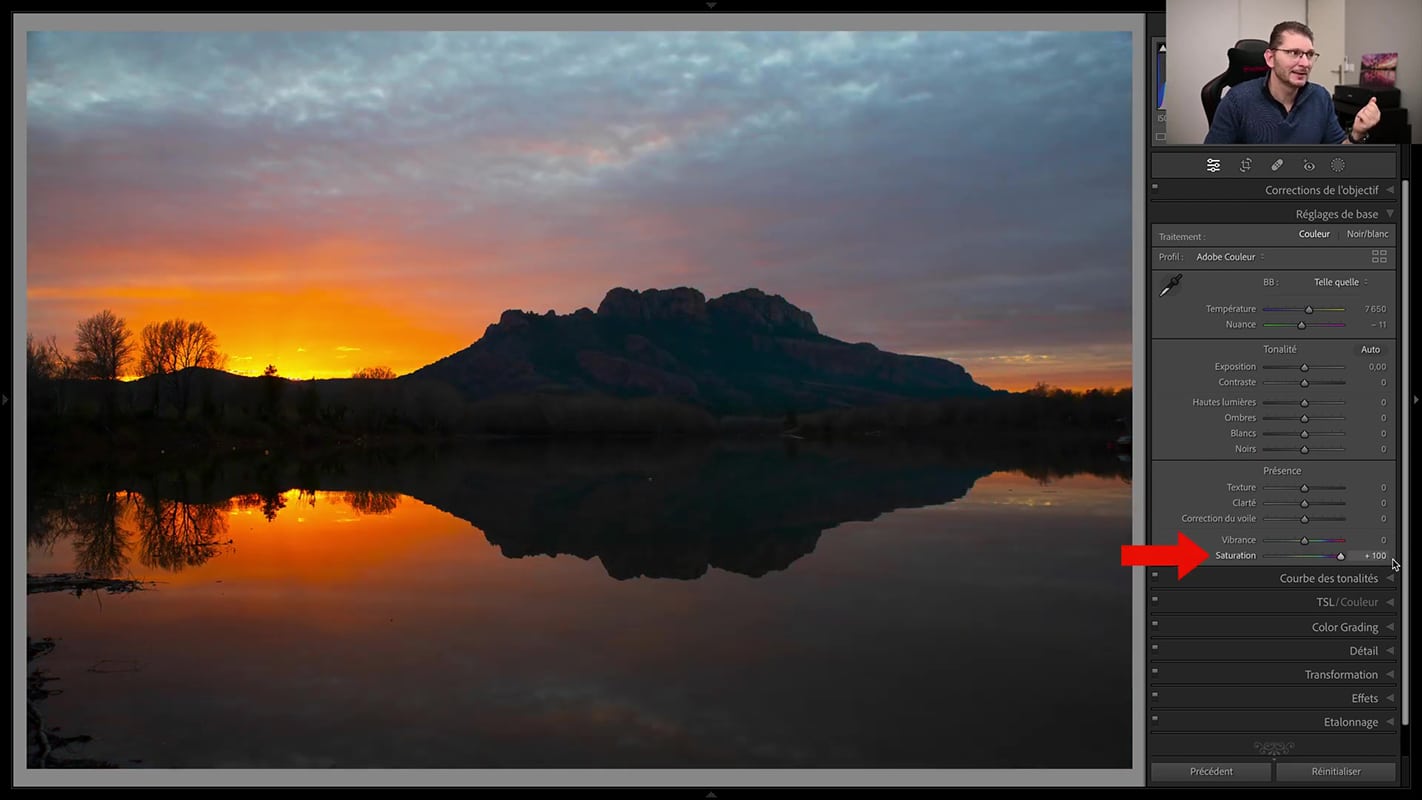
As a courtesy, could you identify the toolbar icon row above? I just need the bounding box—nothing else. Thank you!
[1204,156,1346,174]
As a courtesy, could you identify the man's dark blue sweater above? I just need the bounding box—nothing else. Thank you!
[1205,76,1348,144]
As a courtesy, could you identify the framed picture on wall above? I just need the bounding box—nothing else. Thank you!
[1361,51,1398,87]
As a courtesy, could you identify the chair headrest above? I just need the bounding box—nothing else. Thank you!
[1223,39,1270,88]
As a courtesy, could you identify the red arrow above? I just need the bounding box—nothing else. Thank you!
[1121,531,1209,579]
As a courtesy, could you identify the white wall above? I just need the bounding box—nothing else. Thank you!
[1345,0,1422,143]
[1241,0,1313,37]
[1165,0,1310,143]
[1306,0,1348,88]
[1165,0,1239,144]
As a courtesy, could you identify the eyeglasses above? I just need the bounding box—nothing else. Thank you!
[1271,48,1320,62]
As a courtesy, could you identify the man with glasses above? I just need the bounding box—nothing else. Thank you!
[1205,20,1381,144]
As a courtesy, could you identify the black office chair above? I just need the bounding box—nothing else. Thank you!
[1201,39,1270,127]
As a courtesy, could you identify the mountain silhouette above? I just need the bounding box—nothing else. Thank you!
[408,287,993,414]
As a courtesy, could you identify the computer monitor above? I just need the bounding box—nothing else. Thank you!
[14,4,1413,792]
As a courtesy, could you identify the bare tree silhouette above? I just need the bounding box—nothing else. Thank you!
[72,491,134,577]
[343,490,401,515]
[135,496,230,572]
[26,333,68,381]
[29,490,134,578]
[138,319,228,416]
[73,310,133,381]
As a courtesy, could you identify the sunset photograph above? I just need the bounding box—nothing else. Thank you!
[23,24,1135,775]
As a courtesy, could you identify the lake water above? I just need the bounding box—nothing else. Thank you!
[26,442,1133,769]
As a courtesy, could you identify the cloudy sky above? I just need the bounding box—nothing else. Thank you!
[25,28,1132,389]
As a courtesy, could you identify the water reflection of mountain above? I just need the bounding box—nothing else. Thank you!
[29,441,1127,580]
[405,443,992,579]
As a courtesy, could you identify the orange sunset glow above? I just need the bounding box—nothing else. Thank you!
[24,30,1133,391]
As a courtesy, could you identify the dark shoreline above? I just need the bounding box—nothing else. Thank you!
[27,371,1131,470]
[27,575,152,770]
[27,426,1129,490]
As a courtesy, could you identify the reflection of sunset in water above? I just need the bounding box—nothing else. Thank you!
[27,471,1132,588]
[28,489,492,590]
[27,462,1130,769]
[943,470,1131,514]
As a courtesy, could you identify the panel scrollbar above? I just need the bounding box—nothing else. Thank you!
[1402,178,1410,728]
